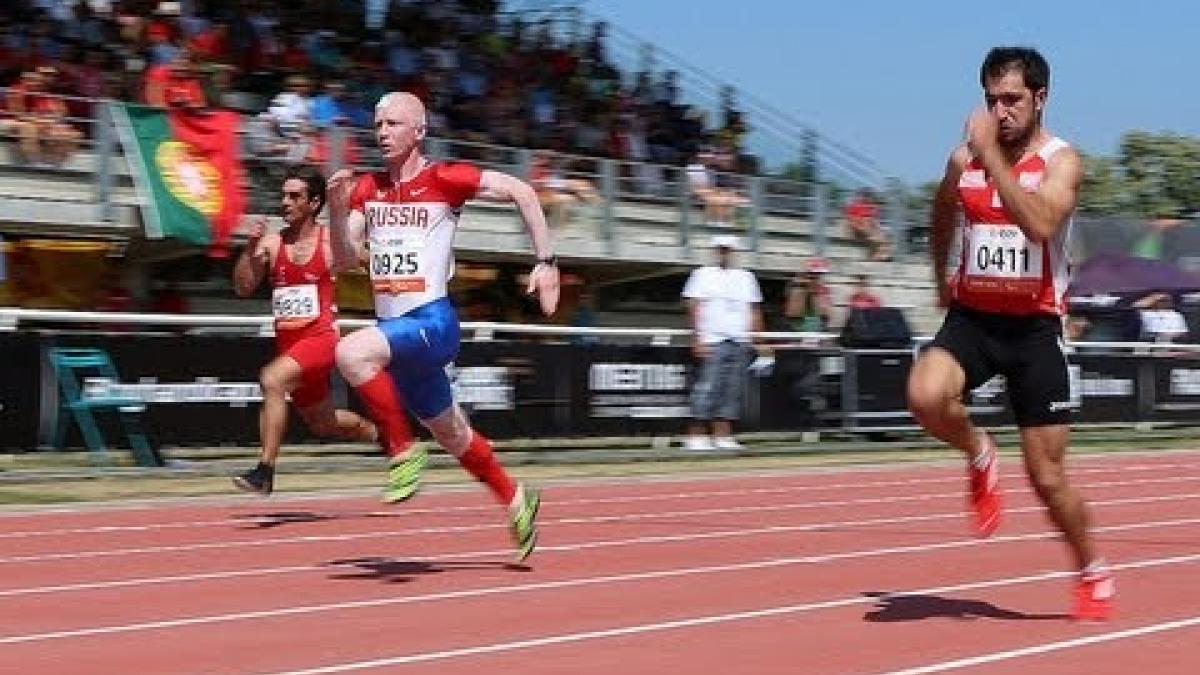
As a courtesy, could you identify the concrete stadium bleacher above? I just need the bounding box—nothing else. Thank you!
[0,138,942,334]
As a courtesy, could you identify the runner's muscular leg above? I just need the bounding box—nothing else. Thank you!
[1020,424,1096,570]
[296,397,377,443]
[906,346,984,459]
[335,326,392,386]
[258,355,305,466]
[335,326,413,456]
[423,402,518,505]
[421,403,472,458]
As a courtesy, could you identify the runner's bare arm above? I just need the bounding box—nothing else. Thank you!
[233,218,275,297]
[930,146,969,303]
[966,110,1082,241]
[985,146,1082,242]
[327,169,368,273]
[475,170,553,260]
[475,170,559,315]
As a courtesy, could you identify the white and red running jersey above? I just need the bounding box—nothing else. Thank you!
[951,137,1073,316]
[349,161,481,318]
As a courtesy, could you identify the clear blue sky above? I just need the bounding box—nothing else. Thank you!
[583,0,1200,185]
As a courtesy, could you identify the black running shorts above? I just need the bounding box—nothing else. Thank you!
[928,304,1073,427]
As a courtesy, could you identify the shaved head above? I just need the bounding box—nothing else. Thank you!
[376,92,427,130]
[373,91,429,167]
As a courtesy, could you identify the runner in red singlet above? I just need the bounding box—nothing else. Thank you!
[906,47,1113,620]
[230,165,385,495]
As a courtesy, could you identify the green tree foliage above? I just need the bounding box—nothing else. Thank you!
[893,131,1199,218]
[1077,153,1128,215]
[1117,131,1200,217]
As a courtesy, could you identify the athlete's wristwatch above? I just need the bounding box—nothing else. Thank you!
[537,256,557,266]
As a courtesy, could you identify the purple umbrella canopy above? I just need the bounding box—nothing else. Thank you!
[1068,253,1200,307]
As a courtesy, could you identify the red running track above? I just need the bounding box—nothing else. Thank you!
[1,449,1200,674]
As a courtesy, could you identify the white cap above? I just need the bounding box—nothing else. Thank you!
[711,234,743,250]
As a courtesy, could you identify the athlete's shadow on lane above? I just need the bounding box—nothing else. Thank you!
[231,510,443,530]
[324,556,530,582]
[862,592,1067,622]
[233,512,339,528]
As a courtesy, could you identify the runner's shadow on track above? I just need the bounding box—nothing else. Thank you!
[323,556,530,583]
[232,512,338,529]
[862,592,1067,622]
[231,511,411,529]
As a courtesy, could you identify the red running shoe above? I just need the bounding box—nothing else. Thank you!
[968,432,1002,537]
[1073,571,1116,621]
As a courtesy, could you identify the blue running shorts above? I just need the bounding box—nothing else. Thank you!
[377,297,461,420]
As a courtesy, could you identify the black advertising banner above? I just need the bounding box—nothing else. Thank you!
[45,331,277,447]
[1150,356,1200,422]
[0,332,41,449]
[0,330,1193,450]
[454,341,573,438]
[1070,355,1141,424]
[575,345,692,436]
[844,351,1143,430]
[966,355,1142,426]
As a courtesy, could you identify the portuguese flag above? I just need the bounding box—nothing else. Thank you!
[114,103,246,256]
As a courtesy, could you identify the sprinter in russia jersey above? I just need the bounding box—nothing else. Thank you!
[349,161,479,319]
[905,47,1113,621]
[327,92,559,562]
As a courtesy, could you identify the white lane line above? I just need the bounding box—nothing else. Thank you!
[259,552,1200,674]
[4,462,1183,540]
[3,446,1195,519]
[2,477,1197,566]
[876,616,1200,674]
[0,502,1068,597]
[3,513,1200,646]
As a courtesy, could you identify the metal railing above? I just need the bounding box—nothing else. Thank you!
[0,307,840,346]
[9,308,1200,357]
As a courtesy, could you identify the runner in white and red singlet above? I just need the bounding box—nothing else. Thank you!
[326,92,558,562]
[906,47,1113,620]
[231,165,401,495]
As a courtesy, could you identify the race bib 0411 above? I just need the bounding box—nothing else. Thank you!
[963,224,1043,294]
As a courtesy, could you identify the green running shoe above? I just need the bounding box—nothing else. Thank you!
[383,446,428,503]
[510,485,541,563]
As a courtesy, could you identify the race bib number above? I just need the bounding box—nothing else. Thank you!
[272,284,319,328]
[369,231,427,295]
[963,224,1043,294]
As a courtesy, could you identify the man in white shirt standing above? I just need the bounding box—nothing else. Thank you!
[682,234,764,450]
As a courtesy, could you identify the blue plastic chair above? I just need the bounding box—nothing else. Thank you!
[49,347,159,467]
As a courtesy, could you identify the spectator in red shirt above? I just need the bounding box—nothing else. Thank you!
[844,189,893,261]
[3,67,81,165]
[190,21,230,64]
[143,48,207,109]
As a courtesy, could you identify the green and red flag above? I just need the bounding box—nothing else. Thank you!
[113,103,246,256]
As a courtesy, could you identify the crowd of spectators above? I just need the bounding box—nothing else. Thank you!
[0,0,753,175]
